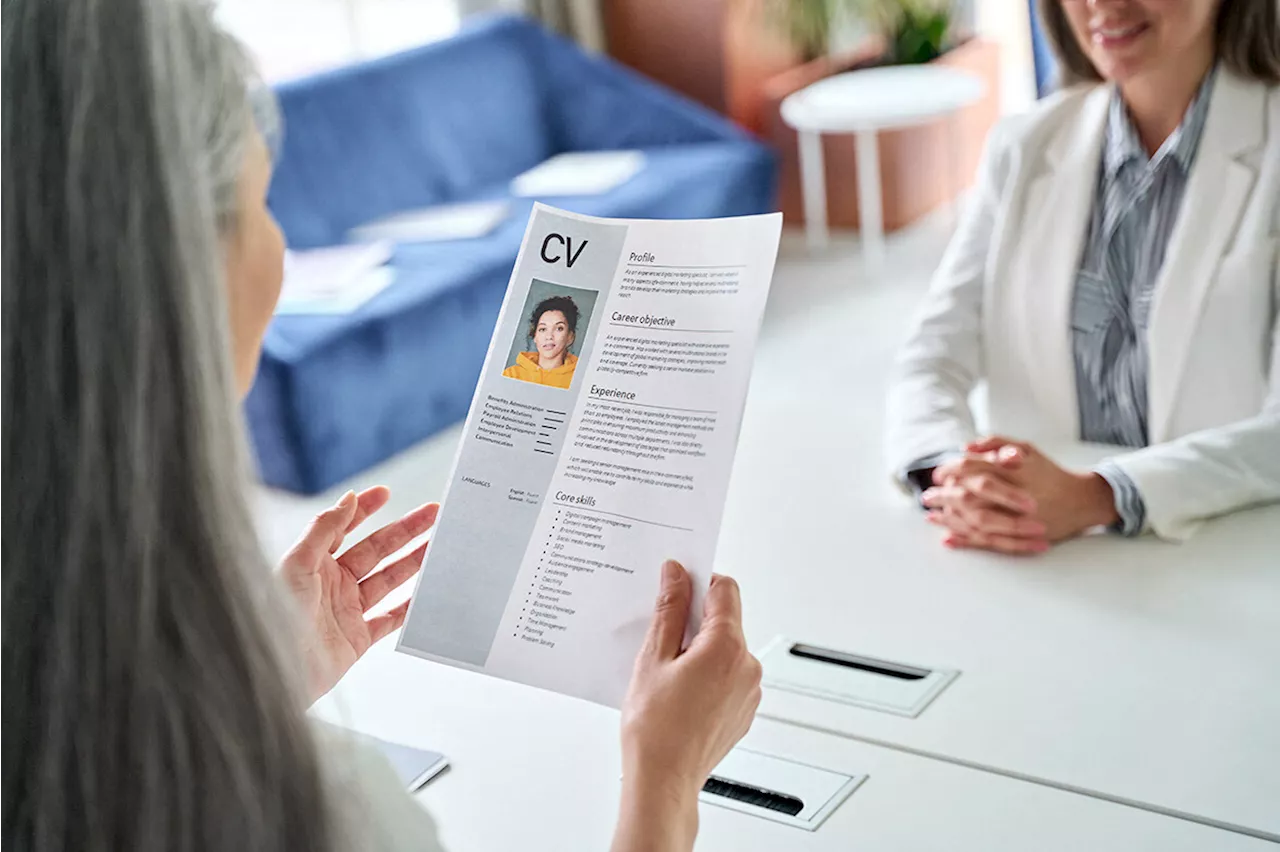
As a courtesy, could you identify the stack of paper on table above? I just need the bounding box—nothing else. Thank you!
[276,242,394,316]
[510,150,645,197]
[348,200,511,244]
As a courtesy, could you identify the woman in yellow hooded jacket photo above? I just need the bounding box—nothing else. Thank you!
[503,295,580,389]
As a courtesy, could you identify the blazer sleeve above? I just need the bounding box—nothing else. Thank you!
[1104,243,1280,541]
[883,120,1017,480]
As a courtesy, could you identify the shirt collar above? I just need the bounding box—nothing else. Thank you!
[1103,66,1216,178]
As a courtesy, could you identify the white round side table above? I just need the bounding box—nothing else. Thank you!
[780,64,986,267]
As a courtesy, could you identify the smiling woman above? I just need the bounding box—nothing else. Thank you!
[885,0,1280,553]
[1039,0,1280,88]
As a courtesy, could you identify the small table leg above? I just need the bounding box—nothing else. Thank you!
[945,113,961,229]
[854,129,885,271]
[797,130,829,249]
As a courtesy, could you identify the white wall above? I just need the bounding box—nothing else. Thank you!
[975,0,1037,115]
[217,0,461,81]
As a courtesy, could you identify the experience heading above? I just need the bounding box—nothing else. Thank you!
[590,384,637,401]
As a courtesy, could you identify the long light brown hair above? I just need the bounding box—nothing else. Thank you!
[1037,0,1280,87]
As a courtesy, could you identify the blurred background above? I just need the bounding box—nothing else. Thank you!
[216,0,1042,109]
[236,0,1059,554]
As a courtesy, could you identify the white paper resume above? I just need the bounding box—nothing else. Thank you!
[398,203,782,707]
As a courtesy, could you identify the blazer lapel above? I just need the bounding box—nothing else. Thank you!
[1146,72,1263,442]
[1011,87,1110,438]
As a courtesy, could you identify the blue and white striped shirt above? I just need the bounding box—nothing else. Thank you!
[1081,70,1216,534]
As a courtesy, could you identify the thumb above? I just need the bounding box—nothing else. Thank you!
[699,574,743,634]
[640,560,692,662]
[996,444,1026,467]
[966,435,1016,454]
[300,490,359,556]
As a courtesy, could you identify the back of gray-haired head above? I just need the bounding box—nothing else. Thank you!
[2,1,335,850]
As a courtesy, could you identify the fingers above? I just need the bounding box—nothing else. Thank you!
[922,486,1045,537]
[338,503,440,581]
[965,435,1026,454]
[927,510,1049,554]
[641,560,693,662]
[344,486,392,538]
[294,490,360,561]
[964,472,1036,514]
[358,541,428,611]
[966,436,1032,469]
[931,459,1035,513]
[934,456,997,485]
[365,599,411,645]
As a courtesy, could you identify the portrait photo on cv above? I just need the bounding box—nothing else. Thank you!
[502,279,599,391]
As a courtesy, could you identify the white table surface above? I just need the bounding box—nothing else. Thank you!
[780,65,986,133]
[275,225,1279,848]
[716,398,1280,840]
[314,646,1273,851]
[300,334,1280,844]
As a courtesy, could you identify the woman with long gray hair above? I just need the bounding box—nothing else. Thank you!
[1,1,762,850]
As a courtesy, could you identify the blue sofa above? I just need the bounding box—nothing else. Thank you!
[247,15,777,493]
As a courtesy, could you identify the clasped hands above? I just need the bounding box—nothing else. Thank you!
[920,436,1120,555]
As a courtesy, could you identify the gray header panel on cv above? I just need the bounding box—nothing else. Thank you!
[400,207,628,665]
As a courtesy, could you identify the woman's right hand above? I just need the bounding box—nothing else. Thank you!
[612,561,762,852]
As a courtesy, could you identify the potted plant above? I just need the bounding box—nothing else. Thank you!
[869,0,955,64]
[763,0,956,66]
[760,0,855,63]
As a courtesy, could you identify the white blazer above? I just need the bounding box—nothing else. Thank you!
[885,70,1280,541]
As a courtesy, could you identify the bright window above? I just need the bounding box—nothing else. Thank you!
[217,0,462,82]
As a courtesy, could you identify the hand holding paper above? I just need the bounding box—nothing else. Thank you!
[612,564,763,852]
[622,566,762,795]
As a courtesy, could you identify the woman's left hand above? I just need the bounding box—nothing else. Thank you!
[280,486,440,701]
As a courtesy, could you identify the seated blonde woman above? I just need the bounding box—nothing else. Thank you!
[886,0,1280,553]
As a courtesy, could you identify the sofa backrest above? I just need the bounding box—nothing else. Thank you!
[268,17,556,248]
[267,15,747,249]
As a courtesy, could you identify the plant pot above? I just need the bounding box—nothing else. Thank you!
[604,0,810,133]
